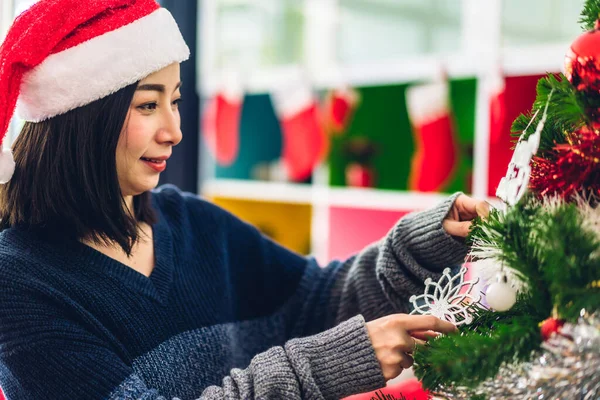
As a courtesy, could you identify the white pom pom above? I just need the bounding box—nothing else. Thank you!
[0,148,15,184]
[485,273,517,312]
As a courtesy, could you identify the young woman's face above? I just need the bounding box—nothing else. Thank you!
[116,63,183,197]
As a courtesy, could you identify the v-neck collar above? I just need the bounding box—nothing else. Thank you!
[13,195,176,304]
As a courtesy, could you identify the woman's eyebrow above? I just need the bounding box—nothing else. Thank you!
[136,82,182,93]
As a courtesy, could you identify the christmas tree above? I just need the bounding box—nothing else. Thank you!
[412,1,600,398]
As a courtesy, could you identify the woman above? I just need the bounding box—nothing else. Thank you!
[0,1,488,399]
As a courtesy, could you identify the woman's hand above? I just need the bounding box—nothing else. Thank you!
[442,194,490,238]
[365,314,457,380]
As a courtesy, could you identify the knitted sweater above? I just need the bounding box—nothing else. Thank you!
[0,185,468,400]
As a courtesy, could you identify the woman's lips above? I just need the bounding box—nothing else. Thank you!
[141,157,167,172]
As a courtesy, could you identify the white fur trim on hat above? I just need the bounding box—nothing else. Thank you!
[16,8,190,122]
[0,148,15,184]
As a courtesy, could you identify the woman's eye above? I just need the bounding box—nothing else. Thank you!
[172,98,183,107]
[138,102,158,111]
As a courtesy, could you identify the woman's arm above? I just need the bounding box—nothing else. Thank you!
[209,191,471,338]
[0,284,384,400]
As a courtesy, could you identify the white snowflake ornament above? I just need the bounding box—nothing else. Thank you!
[410,267,483,326]
[496,90,553,206]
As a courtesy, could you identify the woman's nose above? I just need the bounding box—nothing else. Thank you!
[158,109,183,146]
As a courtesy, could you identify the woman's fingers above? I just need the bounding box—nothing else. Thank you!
[399,352,414,369]
[394,314,458,334]
[365,314,457,381]
[442,219,472,238]
[395,327,416,353]
[410,330,439,341]
[455,194,491,219]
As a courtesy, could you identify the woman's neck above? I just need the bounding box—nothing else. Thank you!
[124,195,134,215]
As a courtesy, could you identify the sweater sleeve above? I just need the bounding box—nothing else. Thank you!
[0,275,384,400]
[213,191,469,335]
[196,193,468,398]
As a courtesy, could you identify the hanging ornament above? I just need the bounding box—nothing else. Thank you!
[471,258,528,295]
[201,69,244,166]
[410,267,484,326]
[565,20,600,94]
[406,79,458,192]
[271,71,326,182]
[496,89,553,205]
[540,317,566,341]
[485,272,517,312]
[326,87,359,134]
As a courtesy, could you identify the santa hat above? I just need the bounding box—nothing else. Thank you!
[0,0,190,184]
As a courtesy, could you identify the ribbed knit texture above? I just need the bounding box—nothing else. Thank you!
[0,185,468,400]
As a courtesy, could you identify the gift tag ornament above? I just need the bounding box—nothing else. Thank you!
[485,273,517,312]
[496,90,553,206]
[410,267,484,326]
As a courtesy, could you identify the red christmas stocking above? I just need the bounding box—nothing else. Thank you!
[407,81,458,192]
[201,81,243,166]
[488,72,507,196]
[327,87,359,133]
[272,79,326,182]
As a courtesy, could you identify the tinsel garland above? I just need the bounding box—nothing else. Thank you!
[530,127,600,199]
[430,313,600,400]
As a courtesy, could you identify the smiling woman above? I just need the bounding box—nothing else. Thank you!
[117,64,183,203]
[0,1,490,400]
[0,79,157,256]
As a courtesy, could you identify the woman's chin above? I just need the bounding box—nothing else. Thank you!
[122,178,160,197]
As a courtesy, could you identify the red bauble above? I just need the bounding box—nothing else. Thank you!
[540,317,565,341]
[565,20,600,93]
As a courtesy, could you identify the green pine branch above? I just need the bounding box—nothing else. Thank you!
[580,0,600,31]
[469,198,554,315]
[470,197,600,322]
[418,198,600,391]
[511,74,587,153]
[534,202,600,320]
[414,313,541,390]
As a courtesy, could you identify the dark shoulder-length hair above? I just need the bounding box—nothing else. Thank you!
[0,81,156,255]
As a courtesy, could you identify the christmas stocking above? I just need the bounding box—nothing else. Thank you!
[327,87,359,134]
[488,71,507,196]
[201,75,243,166]
[271,77,326,182]
[406,81,458,192]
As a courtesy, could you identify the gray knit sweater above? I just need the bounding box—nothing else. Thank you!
[0,186,468,400]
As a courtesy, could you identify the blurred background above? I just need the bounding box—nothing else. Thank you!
[0,0,585,264]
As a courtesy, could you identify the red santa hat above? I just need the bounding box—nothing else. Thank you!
[0,0,190,184]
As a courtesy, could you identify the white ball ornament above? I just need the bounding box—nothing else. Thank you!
[0,148,15,184]
[485,273,517,312]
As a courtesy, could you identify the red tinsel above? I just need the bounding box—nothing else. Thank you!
[529,127,600,199]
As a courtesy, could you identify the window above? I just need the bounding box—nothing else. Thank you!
[502,0,584,46]
[337,0,462,63]
[213,0,304,70]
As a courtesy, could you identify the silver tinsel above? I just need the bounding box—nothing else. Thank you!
[431,313,600,400]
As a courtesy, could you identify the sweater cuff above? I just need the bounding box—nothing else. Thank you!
[393,192,469,271]
[285,315,385,400]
